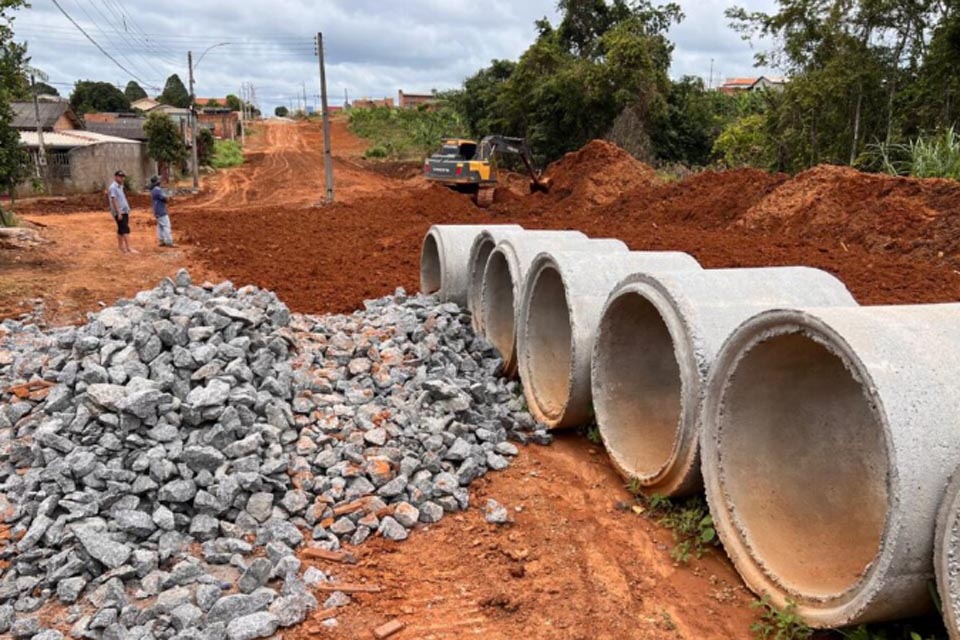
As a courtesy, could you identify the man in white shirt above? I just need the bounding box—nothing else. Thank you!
[107,170,136,254]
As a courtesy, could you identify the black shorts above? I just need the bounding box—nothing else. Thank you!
[114,213,130,235]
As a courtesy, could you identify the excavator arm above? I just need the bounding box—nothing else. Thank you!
[477,136,552,193]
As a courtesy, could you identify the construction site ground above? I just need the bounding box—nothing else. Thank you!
[4,118,960,639]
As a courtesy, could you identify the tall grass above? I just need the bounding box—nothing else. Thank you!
[872,127,960,180]
[348,106,467,159]
[211,140,244,169]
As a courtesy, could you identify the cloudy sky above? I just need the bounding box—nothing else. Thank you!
[12,0,776,112]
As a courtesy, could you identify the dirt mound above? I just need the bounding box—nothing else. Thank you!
[543,140,658,208]
[741,164,960,258]
[601,168,789,227]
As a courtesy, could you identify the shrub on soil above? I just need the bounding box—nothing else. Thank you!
[212,140,244,169]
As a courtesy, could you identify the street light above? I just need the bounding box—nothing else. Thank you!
[188,42,230,191]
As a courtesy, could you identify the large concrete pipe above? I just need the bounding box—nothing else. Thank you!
[935,468,960,639]
[421,224,523,306]
[592,268,857,497]
[468,229,588,334]
[701,304,960,628]
[481,236,629,376]
[517,250,701,429]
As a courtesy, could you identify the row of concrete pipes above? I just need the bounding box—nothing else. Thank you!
[420,223,960,636]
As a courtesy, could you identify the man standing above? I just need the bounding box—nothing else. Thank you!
[107,170,135,254]
[150,175,174,247]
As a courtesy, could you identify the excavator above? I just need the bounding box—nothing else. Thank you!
[423,136,551,207]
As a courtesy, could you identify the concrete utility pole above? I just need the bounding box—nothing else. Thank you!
[316,32,334,203]
[30,75,48,190]
[188,50,199,192]
[239,84,245,146]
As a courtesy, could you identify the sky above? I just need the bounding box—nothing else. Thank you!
[11,0,776,113]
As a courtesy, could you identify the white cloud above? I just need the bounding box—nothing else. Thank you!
[13,0,779,111]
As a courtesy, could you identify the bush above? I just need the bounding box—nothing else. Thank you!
[211,140,244,169]
[348,105,467,159]
[871,127,960,180]
[712,114,775,169]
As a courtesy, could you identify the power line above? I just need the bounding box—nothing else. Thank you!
[67,0,157,84]
[49,0,161,90]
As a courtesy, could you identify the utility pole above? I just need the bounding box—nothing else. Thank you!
[239,84,246,146]
[709,58,714,89]
[30,75,48,191]
[188,50,199,192]
[316,32,334,203]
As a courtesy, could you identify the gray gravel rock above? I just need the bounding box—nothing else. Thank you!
[0,278,547,640]
[484,499,510,525]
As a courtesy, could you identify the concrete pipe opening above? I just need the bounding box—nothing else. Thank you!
[936,472,960,640]
[594,291,683,482]
[707,322,890,616]
[483,249,518,368]
[525,265,574,421]
[420,233,442,295]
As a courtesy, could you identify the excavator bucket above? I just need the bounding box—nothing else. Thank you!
[529,176,552,194]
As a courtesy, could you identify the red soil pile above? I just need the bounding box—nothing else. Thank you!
[599,168,789,227]
[741,164,960,259]
[541,140,658,209]
[15,191,152,215]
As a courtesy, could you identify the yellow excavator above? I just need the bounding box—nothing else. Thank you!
[423,136,551,207]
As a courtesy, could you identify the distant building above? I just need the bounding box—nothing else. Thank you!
[719,76,787,95]
[16,129,156,197]
[10,101,82,132]
[352,97,394,109]
[198,108,239,140]
[194,97,229,109]
[131,97,161,112]
[398,90,438,110]
[84,113,149,142]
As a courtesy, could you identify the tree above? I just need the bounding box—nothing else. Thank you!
[70,80,130,114]
[159,74,190,108]
[274,105,289,117]
[206,99,221,108]
[33,81,58,96]
[0,0,28,219]
[124,80,147,102]
[226,94,242,111]
[196,127,214,166]
[144,111,187,176]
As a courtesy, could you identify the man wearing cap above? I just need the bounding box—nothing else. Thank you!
[150,175,174,247]
[107,170,135,254]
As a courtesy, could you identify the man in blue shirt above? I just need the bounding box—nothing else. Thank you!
[107,170,135,254]
[150,175,174,247]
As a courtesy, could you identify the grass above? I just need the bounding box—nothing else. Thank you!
[622,486,718,564]
[211,140,245,169]
[750,597,812,640]
[871,127,960,180]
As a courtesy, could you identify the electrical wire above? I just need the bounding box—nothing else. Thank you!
[49,0,162,90]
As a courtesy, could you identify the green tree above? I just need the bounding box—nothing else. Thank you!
[33,80,57,96]
[712,113,776,168]
[70,80,130,114]
[144,110,187,175]
[225,94,242,111]
[205,99,221,108]
[0,0,28,220]
[274,105,289,117]
[159,74,190,108]
[653,76,735,165]
[447,59,515,136]
[124,80,147,102]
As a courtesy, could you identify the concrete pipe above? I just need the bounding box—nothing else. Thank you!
[935,468,960,639]
[701,304,960,628]
[420,224,523,306]
[481,236,629,376]
[517,250,701,429]
[468,229,588,334]
[593,268,857,497]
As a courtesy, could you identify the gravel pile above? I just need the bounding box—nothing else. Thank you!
[0,270,547,639]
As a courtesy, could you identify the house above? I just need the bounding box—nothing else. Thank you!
[194,97,228,108]
[352,97,394,109]
[719,76,788,95]
[10,101,82,132]
[16,129,156,197]
[398,90,438,110]
[198,107,239,140]
[131,97,161,112]
[84,113,149,142]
